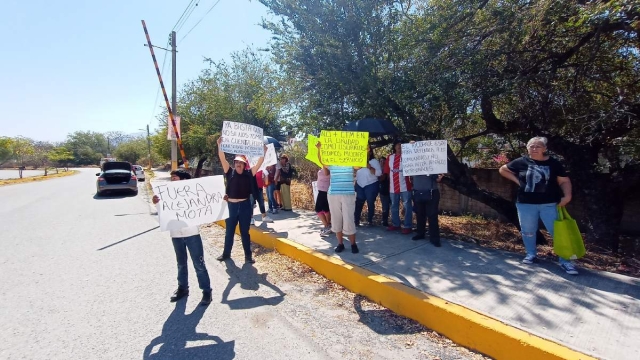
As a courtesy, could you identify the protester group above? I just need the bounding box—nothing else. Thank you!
[152,121,580,306]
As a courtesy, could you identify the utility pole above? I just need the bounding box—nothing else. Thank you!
[146,124,152,170]
[170,31,178,171]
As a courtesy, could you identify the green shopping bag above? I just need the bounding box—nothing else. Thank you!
[553,206,586,260]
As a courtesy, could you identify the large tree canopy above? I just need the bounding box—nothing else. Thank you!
[259,0,640,251]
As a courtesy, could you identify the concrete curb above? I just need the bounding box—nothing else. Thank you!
[217,220,597,360]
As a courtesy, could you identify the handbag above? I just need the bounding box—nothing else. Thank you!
[413,189,433,202]
[553,206,586,260]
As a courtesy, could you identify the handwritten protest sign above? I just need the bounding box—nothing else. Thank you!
[401,140,448,176]
[319,131,368,167]
[305,134,323,168]
[312,181,319,205]
[220,121,264,157]
[249,143,276,172]
[153,176,229,231]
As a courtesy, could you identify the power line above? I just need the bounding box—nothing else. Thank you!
[180,0,223,43]
[175,0,201,33]
[172,0,197,31]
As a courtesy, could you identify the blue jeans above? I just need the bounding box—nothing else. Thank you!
[224,199,253,259]
[516,202,570,264]
[391,191,413,228]
[355,182,379,224]
[171,234,211,292]
[250,188,266,214]
[267,183,277,211]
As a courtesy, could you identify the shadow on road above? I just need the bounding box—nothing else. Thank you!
[93,191,139,200]
[353,295,424,335]
[221,261,286,310]
[97,226,159,251]
[143,301,235,360]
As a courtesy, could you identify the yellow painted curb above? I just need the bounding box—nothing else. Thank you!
[217,220,597,360]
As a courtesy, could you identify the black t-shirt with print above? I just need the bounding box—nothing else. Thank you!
[506,156,567,204]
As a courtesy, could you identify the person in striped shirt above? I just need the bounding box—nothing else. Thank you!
[383,139,413,234]
[316,141,359,254]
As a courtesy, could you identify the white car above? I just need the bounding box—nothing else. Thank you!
[132,165,145,181]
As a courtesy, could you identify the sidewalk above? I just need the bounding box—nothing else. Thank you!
[250,208,639,360]
[150,172,639,359]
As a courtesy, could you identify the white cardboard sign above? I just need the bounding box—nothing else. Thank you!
[401,140,448,176]
[220,121,264,157]
[153,176,229,231]
[249,143,277,171]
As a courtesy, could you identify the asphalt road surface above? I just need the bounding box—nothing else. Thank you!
[0,168,479,360]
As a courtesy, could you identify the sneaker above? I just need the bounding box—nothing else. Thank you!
[320,228,332,237]
[216,254,230,262]
[412,234,425,241]
[170,287,189,302]
[273,208,279,214]
[199,291,212,306]
[351,244,359,254]
[560,262,579,275]
[334,243,345,253]
[250,218,255,225]
[245,257,256,264]
[522,255,537,264]
[401,228,412,235]
[262,215,274,223]
[386,226,399,231]
[430,238,442,247]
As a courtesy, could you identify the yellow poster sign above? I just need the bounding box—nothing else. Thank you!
[319,130,369,167]
[305,134,323,168]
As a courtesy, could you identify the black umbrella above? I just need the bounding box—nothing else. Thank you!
[263,136,282,149]
[342,118,400,138]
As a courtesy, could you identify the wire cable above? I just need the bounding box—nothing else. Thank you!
[180,0,222,43]
[172,0,196,31]
[175,0,201,33]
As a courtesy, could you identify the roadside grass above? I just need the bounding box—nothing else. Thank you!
[0,169,79,187]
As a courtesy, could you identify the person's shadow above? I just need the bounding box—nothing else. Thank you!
[143,301,235,359]
[221,261,286,310]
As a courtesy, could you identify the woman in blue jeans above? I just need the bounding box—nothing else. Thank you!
[499,136,578,275]
[354,149,381,226]
[216,136,265,264]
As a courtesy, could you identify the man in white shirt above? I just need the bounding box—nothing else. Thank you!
[354,149,382,226]
[152,170,212,306]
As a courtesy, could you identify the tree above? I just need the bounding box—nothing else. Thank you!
[0,137,13,167]
[11,136,35,177]
[32,141,54,175]
[113,138,148,165]
[159,48,287,177]
[258,0,640,251]
[48,146,75,173]
[64,131,108,165]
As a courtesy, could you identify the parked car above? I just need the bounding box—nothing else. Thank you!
[132,165,145,181]
[96,161,138,196]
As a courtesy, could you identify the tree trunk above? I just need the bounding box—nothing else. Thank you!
[194,156,207,178]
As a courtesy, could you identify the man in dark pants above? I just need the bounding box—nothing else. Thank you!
[412,174,444,247]
[152,169,212,306]
[378,156,390,227]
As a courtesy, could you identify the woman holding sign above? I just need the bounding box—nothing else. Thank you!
[316,141,359,254]
[216,137,266,264]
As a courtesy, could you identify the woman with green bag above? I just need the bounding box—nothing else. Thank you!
[499,137,579,275]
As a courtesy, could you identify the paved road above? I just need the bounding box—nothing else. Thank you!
[0,168,480,360]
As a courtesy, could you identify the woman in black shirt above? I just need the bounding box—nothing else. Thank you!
[216,136,265,264]
[499,136,578,275]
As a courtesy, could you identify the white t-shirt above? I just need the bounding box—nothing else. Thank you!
[355,159,382,187]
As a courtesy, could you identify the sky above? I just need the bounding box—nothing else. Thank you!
[1,0,273,142]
